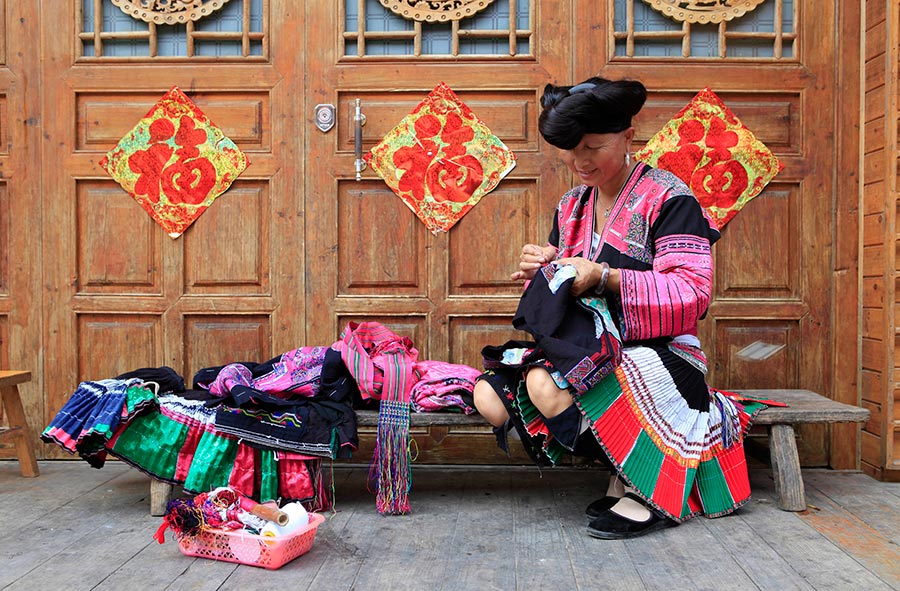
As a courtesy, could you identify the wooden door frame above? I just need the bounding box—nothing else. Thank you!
[832,0,862,470]
[38,2,306,448]
[574,2,858,468]
[0,1,42,459]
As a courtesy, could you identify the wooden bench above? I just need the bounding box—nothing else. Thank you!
[742,389,869,511]
[147,388,868,515]
[0,370,40,478]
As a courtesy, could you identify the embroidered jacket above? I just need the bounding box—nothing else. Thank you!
[548,163,720,344]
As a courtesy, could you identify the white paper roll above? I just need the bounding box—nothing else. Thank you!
[260,502,309,538]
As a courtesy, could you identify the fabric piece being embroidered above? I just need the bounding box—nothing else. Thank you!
[635,87,782,230]
[364,82,516,234]
[545,262,577,294]
[100,86,250,238]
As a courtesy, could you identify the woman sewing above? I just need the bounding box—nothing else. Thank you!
[474,76,756,539]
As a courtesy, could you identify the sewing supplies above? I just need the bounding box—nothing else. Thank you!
[154,486,324,569]
[260,502,309,539]
[154,486,287,542]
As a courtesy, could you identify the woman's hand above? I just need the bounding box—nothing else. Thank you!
[511,244,558,282]
[556,256,620,295]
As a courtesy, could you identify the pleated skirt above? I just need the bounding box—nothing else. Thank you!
[486,342,764,522]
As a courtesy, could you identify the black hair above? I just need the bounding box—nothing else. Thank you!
[538,77,647,150]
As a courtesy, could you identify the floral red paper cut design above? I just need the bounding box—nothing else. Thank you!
[636,88,782,229]
[100,87,250,238]
[365,83,516,233]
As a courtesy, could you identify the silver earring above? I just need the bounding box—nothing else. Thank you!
[625,152,632,167]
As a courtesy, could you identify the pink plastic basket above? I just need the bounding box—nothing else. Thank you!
[177,512,325,570]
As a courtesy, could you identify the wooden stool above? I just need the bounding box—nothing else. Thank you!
[0,370,40,477]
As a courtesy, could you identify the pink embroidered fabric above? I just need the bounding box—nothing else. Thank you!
[411,360,481,414]
[553,164,716,343]
[204,346,329,398]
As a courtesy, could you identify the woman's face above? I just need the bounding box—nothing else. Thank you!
[559,129,634,189]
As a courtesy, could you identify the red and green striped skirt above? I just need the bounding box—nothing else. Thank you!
[107,393,331,510]
[496,343,763,522]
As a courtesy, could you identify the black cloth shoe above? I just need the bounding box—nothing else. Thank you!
[585,495,619,518]
[586,494,675,539]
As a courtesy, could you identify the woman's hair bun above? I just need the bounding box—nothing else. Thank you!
[538,77,647,149]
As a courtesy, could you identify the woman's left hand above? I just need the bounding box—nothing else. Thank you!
[556,257,607,296]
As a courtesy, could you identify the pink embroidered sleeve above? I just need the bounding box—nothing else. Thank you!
[618,233,713,342]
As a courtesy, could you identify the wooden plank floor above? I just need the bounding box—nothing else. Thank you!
[2,461,899,590]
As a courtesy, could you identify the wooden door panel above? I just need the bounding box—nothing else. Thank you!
[714,321,799,388]
[337,182,426,296]
[448,180,535,296]
[713,182,801,298]
[448,317,524,372]
[183,314,271,380]
[76,181,163,294]
[183,181,271,295]
[76,91,272,152]
[0,0,42,460]
[76,314,161,380]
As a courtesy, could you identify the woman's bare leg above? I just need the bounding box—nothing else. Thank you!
[524,367,574,418]
[473,379,509,428]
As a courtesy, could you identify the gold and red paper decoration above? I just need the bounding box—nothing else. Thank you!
[100,86,250,238]
[635,87,782,230]
[642,0,767,24]
[365,82,516,234]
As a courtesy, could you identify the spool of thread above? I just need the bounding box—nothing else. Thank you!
[260,502,309,539]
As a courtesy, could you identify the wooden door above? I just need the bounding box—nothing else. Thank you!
[304,1,574,462]
[40,1,306,452]
[0,1,41,459]
[576,1,839,465]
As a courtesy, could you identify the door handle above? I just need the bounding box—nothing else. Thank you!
[354,99,367,181]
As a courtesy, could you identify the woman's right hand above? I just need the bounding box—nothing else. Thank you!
[511,244,558,282]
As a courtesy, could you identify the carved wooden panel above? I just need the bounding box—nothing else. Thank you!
[184,180,269,295]
[183,314,271,380]
[110,0,234,25]
[343,0,531,58]
[339,90,537,153]
[76,180,162,294]
[76,91,270,152]
[448,316,524,370]
[79,0,264,59]
[76,313,161,380]
[613,0,795,59]
[337,182,425,295]
[449,179,534,296]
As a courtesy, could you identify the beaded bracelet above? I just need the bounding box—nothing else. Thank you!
[594,262,610,295]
